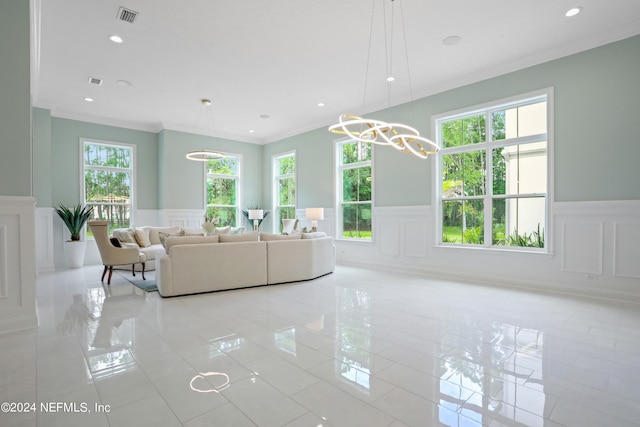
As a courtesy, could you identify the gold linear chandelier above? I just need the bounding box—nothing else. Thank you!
[328,0,440,159]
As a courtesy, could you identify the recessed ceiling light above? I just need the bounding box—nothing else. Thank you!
[109,35,123,43]
[442,35,461,46]
[117,79,132,86]
[317,102,325,107]
[259,114,270,119]
[84,97,94,102]
[565,7,582,17]
[249,130,255,133]
[386,76,395,82]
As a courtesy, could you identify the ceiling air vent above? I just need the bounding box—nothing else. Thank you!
[88,76,103,86]
[117,7,138,24]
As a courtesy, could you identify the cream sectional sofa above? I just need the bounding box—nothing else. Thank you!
[157,232,335,297]
[112,225,244,271]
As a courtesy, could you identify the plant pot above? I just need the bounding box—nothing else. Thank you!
[64,240,87,268]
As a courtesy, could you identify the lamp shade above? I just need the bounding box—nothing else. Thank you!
[248,209,264,220]
[305,208,324,221]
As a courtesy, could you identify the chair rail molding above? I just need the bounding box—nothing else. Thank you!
[0,196,38,334]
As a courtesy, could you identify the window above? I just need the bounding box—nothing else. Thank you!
[83,140,134,234]
[273,152,296,232]
[337,140,373,240]
[206,155,240,226]
[436,90,550,250]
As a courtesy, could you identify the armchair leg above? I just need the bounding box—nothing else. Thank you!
[132,264,136,277]
[101,265,108,282]
[141,262,146,280]
[107,266,114,285]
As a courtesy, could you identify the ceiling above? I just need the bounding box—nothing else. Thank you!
[31,0,640,144]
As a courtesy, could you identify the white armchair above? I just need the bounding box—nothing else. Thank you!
[88,220,146,285]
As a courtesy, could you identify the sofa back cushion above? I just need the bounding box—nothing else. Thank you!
[113,228,137,244]
[134,227,152,247]
[165,235,219,253]
[260,232,302,241]
[149,226,182,245]
[219,231,259,242]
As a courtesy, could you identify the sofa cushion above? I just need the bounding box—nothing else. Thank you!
[149,226,182,245]
[219,231,259,242]
[134,227,152,247]
[114,228,137,244]
[302,231,328,239]
[260,232,302,241]
[165,235,219,253]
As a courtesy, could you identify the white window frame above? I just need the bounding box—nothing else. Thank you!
[272,150,297,233]
[204,153,242,227]
[80,138,136,237]
[335,138,374,241]
[433,88,554,253]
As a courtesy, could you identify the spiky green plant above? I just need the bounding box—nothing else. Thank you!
[54,204,94,241]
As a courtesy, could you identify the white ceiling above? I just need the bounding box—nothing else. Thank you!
[31,0,640,144]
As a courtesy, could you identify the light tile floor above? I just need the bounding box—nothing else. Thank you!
[1,265,640,426]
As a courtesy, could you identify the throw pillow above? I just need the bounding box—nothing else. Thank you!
[158,230,185,249]
[260,232,302,241]
[231,227,245,234]
[148,226,183,245]
[109,237,122,248]
[301,231,327,239]
[134,228,151,247]
[117,228,137,244]
[214,226,231,235]
[219,231,259,242]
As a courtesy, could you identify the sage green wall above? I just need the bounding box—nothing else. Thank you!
[33,108,52,206]
[159,130,263,209]
[264,35,640,205]
[49,118,158,208]
[262,128,335,210]
[0,0,32,197]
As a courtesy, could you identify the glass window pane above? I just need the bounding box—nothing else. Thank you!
[278,156,295,175]
[492,101,547,140]
[441,115,485,148]
[207,157,237,175]
[497,197,545,247]
[342,203,371,239]
[87,204,130,236]
[442,200,483,244]
[342,167,371,202]
[342,141,371,164]
[442,152,485,198]
[493,142,547,195]
[206,207,236,227]
[84,144,130,168]
[207,177,236,205]
[442,200,463,243]
[279,177,295,205]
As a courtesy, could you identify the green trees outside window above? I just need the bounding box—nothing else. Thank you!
[274,153,296,232]
[438,94,549,249]
[206,156,239,226]
[83,141,133,235]
[338,140,372,239]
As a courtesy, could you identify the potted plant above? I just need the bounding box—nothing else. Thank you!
[55,203,94,268]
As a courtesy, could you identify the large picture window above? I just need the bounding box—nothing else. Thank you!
[436,90,551,250]
[206,155,240,226]
[273,152,296,232]
[83,140,134,234]
[337,140,372,240]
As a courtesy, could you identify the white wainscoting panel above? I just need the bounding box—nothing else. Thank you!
[403,220,429,258]
[614,222,640,279]
[378,218,400,256]
[561,221,603,275]
[0,196,38,333]
[162,209,205,229]
[35,207,55,272]
[0,224,7,298]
